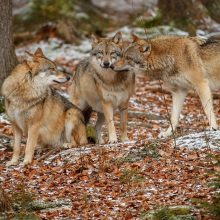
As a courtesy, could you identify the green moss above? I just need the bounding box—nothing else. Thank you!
[0,97,5,113]
[141,206,194,220]
[31,0,74,21]
[135,12,162,29]
[86,125,96,144]
[114,142,160,166]
[119,168,144,184]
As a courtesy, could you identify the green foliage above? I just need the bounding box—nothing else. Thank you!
[86,125,96,144]
[135,12,162,29]
[0,184,39,219]
[153,207,174,220]
[114,142,160,166]
[141,206,194,220]
[205,155,220,217]
[119,168,144,184]
[31,0,74,20]
[195,154,220,218]
[12,184,36,212]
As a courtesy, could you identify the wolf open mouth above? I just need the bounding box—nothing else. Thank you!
[53,79,67,84]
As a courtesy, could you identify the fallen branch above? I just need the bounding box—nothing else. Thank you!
[37,148,61,162]
[128,111,164,120]
[115,121,152,128]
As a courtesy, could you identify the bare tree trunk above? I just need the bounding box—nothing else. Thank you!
[0,0,18,91]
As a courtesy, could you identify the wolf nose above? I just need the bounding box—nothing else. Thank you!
[66,76,71,81]
[103,61,110,68]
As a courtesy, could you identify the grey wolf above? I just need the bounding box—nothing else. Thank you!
[68,32,135,143]
[1,48,87,166]
[113,34,220,138]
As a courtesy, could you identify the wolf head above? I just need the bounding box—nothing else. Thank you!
[112,34,151,73]
[25,48,70,85]
[90,32,123,69]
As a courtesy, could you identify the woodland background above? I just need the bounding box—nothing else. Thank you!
[0,0,220,219]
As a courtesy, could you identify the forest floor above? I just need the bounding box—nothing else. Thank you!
[0,36,220,219]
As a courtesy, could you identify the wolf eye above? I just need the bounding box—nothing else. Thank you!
[111,51,121,57]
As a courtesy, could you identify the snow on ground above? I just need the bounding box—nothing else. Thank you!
[0,113,9,124]
[15,25,189,63]
[16,38,91,62]
[108,25,188,38]
[175,130,220,150]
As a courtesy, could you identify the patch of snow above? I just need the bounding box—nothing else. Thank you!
[196,29,207,36]
[16,38,91,62]
[0,113,10,124]
[109,26,188,39]
[175,130,220,150]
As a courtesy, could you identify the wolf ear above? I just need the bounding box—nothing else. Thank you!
[34,48,45,57]
[141,43,151,54]
[91,34,99,48]
[112,32,122,44]
[131,33,139,43]
[25,50,35,62]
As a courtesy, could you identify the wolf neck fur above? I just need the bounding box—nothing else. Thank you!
[7,72,50,111]
[143,54,175,79]
[90,58,131,91]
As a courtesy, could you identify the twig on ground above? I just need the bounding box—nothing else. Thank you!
[37,148,61,162]
[128,111,164,120]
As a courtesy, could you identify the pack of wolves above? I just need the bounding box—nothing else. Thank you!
[2,31,220,165]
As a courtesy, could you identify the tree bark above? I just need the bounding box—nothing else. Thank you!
[0,0,18,91]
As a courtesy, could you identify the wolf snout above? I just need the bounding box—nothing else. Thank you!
[66,75,71,81]
[103,61,110,68]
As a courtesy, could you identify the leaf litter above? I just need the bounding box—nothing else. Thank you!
[0,33,220,219]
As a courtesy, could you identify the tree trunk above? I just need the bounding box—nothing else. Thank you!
[158,0,220,34]
[0,0,18,91]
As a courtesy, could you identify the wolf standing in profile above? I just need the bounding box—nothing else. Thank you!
[1,48,87,166]
[69,32,135,144]
[113,34,220,138]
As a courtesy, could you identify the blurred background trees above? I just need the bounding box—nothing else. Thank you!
[12,0,220,44]
[0,0,18,90]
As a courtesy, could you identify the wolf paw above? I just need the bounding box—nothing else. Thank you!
[6,159,19,166]
[98,138,105,145]
[108,138,117,144]
[121,135,129,143]
[21,159,32,166]
[63,143,76,148]
[79,138,88,146]
[210,126,218,131]
[158,130,172,138]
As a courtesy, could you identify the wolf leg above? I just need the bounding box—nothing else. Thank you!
[77,123,88,145]
[6,124,22,166]
[22,125,39,166]
[119,105,129,142]
[195,80,218,130]
[159,89,187,138]
[102,102,117,143]
[95,112,105,144]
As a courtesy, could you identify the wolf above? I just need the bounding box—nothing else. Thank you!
[68,32,135,144]
[1,48,87,166]
[112,34,220,138]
